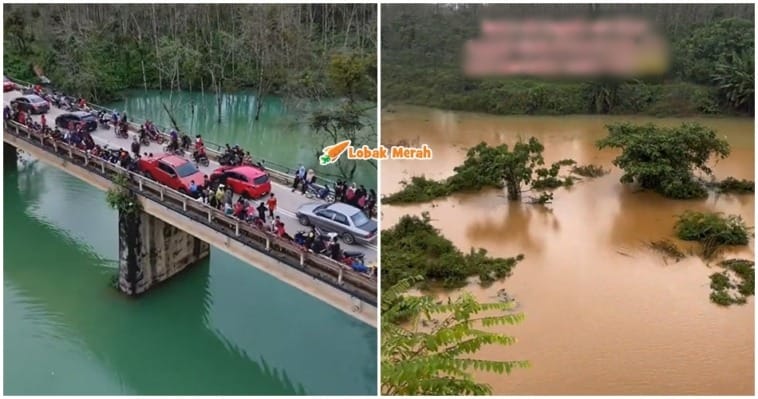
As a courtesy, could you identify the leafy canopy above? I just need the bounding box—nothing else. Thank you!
[382,277,529,395]
[597,122,730,199]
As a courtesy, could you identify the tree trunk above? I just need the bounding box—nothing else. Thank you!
[506,181,521,201]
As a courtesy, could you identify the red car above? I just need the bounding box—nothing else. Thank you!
[210,165,271,199]
[138,154,205,195]
[3,76,16,92]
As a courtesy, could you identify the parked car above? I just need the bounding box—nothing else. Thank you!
[11,94,50,114]
[296,202,377,245]
[55,111,98,132]
[3,76,16,92]
[138,153,206,195]
[209,165,271,199]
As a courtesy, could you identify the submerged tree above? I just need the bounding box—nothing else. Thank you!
[597,122,731,199]
[381,277,529,395]
[385,138,578,204]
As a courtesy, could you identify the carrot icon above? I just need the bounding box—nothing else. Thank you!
[319,140,351,165]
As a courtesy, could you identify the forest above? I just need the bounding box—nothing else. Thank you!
[382,4,754,116]
[4,4,376,104]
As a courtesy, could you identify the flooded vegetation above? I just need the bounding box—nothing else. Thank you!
[381,107,754,395]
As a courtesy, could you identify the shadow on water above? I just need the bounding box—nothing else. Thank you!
[3,166,309,395]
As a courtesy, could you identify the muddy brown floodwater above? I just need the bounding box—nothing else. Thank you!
[382,106,755,395]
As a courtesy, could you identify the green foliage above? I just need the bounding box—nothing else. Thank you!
[105,174,142,215]
[385,138,581,204]
[674,211,751,259]
[328,52,377,101]
[383,176,452,204]
[571,164,608,178]
[715,177,755,194]
[597,122,731,199]
[3,4,376,102]
[676,18,754,85]
[382,277,529,395]
[711,51,755,114]
[381,213,522,289]
[708,259,754,306]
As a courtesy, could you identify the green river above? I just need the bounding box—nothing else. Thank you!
[3,89,377,395]
[108,90,377,189]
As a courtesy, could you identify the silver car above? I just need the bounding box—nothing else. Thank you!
[296,202,377,246]
[11,94,50,114]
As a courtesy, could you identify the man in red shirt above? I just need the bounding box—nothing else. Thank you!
[266,193,277,218]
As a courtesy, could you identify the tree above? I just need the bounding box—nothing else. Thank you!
[596,122,731,199]
[381,277,529,395]
[310,102,374,181]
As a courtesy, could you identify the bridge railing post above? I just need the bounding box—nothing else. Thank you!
[182,197,187,212]
[338,267,343,284]
[101,160,105,174]
[235,220,239,236]
[138,176,143,191]
[160,186,164,201]
[207,208,212,223]
[300,252,305,266]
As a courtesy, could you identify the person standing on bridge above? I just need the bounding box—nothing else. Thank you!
[256,201,267,223]
[40,114,46,129]
[266,193,277,218]
[215,185,225,208]
[4,105,11,122]
[131,135,140,157]
[223,187,233,207]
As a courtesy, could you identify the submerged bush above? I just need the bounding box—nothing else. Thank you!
[381,212,523,289]
[674,211,751,259]
[708,259,754,306]
[384,176,451,204]
[597,122,731,199]
[716,177,755,194]
[571,164,609,178]
[649,239,686,262]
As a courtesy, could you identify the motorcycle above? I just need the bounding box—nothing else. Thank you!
[138,129,151,146]
[163,142,184,156]
[116,122,129,139]
[304,184,336,203]
[193,150,210,167]
[218,151,241,166]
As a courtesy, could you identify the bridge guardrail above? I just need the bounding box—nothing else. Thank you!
[6,76,352,188]
[4,120,377,307]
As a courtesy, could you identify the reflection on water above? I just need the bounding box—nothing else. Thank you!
[4,162,377,395]
[106,90,377,188]
[382,107,754,395]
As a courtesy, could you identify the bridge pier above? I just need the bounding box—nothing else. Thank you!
[118,209,210,295]
[4,142,18,167]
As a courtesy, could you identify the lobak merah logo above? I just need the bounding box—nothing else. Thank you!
[320,140,433,165]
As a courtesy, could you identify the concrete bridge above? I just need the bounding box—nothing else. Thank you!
[3,88,377,327]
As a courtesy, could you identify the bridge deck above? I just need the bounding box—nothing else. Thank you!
[3,88,377,327]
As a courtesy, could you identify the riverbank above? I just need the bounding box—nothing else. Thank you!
[382,71,748,118]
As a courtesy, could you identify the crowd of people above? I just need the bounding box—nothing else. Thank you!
[4,82,377,278]
[290,163,377,218]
